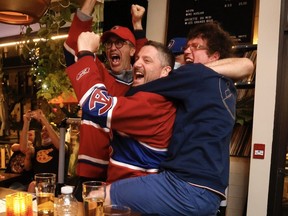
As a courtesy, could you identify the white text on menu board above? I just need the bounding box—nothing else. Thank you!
[184,1,249,26]
[224,0,248,7]
[184,9,213,25]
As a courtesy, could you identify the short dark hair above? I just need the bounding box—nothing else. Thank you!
[187,22,235,59]
[144,40,175,69]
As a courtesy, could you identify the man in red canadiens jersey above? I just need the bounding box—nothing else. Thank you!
[67,31,176,184]
[67,21,255,215]
[65,0,253,203]
[64,0,147,201]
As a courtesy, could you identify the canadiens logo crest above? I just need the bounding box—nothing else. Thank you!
[89,88,113,115]
[76,67,90,80]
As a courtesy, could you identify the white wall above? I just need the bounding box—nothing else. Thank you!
[146,0,168,43]
[246,0,281,215]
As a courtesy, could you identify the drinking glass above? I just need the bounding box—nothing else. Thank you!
[34,173,56,216]
[82,181,106,216]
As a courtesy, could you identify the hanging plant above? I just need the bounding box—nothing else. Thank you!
[22,0,80,101]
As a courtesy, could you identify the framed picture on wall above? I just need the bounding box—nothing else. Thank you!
[166,0,256,45]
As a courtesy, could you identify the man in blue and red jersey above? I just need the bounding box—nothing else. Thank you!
[67,30,176,183]
[64,0,147,200]
[66,0,254,205]
[71,22,254,216]
[105,22,247,216]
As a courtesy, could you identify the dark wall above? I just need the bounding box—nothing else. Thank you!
[268,0,288,215]
[104,0,148,32]
[166,0,256,44]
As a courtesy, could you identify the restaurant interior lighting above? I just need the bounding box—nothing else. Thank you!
[6,192,33,216]
[0,34,68,48]
[0,0,51,25]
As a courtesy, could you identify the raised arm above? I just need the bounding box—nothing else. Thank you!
[64,0,97,66]
[131,4,147,54]
[31,109,61,150]
[19,111,32,153]
[205,57,254,81]
[23,145,34,171]
[131,4,145,30]
[77,31,100,53]
[81,0,97,16]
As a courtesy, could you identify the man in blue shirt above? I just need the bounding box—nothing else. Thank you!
[104,22,251,216]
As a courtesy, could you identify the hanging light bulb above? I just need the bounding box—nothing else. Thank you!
[0,0,51,25]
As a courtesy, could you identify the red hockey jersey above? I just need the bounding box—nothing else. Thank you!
[64,13,132,179]
[66,56,176,183]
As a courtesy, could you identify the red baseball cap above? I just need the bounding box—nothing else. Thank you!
[101,25,136,47]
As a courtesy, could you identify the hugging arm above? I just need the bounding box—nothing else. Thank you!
[205,57,254,81]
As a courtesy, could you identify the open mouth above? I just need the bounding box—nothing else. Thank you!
[133,70,145,86]
[184,53,194,64]
[110,54,120,65]
[134,71,144,80]
[185,58,194,64]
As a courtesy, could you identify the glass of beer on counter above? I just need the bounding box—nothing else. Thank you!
[35,173,56,216]
[82,181,106,216]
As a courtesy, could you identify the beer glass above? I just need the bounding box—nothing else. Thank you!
[82,181,106,216]
[35,173,56,216]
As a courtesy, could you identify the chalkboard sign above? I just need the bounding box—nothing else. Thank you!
[167,0,255,44]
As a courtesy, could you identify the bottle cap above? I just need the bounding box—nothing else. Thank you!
[61,186,73,194]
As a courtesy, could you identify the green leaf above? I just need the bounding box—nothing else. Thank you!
[37,28,49,37]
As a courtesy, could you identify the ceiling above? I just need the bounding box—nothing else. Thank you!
[0,0,131,41]
[0,0,70,40]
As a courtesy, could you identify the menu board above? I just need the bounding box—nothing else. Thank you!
[166,0,255,44]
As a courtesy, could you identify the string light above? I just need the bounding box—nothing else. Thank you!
[0,34,68,48]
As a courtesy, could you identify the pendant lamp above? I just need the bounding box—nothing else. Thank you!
[0,0,51,25]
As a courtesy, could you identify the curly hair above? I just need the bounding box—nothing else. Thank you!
[187,21,235,59]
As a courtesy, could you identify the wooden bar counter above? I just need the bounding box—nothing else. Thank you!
[0,173,21,187]
[0,187,142,216]
[0,187,84,216]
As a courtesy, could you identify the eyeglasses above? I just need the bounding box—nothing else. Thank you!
[182,43,208,52]
[103,40,129,49]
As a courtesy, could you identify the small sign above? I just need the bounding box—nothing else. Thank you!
[253,143,265,159]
